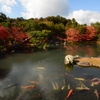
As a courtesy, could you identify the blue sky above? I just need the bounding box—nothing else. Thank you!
[0,0,100,25]
[68,0,100,12]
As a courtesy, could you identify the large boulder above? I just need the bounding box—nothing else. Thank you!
[64,55,79,65]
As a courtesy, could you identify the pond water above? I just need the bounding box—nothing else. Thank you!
[0,43,100,100]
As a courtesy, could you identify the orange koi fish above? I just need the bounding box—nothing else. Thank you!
[93,81,100,85]
[65,89,74,99]
[29,81,40,84]
[90,78,100,82]
[39,75,46,79]
[21,85,36,89]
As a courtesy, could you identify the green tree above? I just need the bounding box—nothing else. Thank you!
[78,26,87,35]
[46,15,68,25]
[91,22,100,40]
[0,12,7,22]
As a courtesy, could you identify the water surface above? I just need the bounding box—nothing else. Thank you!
[0,43,100,100]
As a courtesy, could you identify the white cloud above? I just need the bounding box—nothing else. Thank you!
[1,5,12,13]
[0,0,17,6]
[19,0,71,19]
[66,10,100,25]
[0,0,17,14]
[1,0,100,26]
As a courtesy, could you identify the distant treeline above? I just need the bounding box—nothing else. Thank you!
[0,12,100,51]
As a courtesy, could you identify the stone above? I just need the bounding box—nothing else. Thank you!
[77,61,91,67]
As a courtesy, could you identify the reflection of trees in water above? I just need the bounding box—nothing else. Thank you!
[96,44,100,57]
[65,65,74,71]
[64,43,99,57]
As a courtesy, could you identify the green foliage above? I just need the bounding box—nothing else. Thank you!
[78,25,87,35]
[46,15,68,25]
[29,30,51,44]
[54,23,65,37]
[66,18,79,29]
[0,22,11,27]
[97,34,100,41]
[91,22,100,34]
[38,22,47,31]
[0,12,7,22]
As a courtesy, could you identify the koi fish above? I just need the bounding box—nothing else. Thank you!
[51,82,56,90]
[55,82,59,90]
[36,67,45,69]
[29,81,40,84]
[91,82,94,86]
[51,82,59,90]
[65,89,74,99]
[76,87,90,90]
[61,85,66,90]
[68,84,70,89]
[74,78,85,81]
[79,81,87,88]
[21,85,36,89]
[90,78,100,82]
[94,89,99,100]
[39,75,46,79]
[93,81,100,85]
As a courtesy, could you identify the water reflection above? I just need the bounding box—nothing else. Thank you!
[65,65,74,71]
[0,43,100,99]
[64,43,100,57]
[65,64,100,72]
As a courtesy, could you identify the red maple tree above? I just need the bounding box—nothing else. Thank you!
[65,26,97,42]
[65,28,80,42]
[0,26,28,46]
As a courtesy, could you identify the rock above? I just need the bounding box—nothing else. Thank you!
[76,57,100,68]
[77,61,91,67]
[64,55,74,65]
[64,55,80,65]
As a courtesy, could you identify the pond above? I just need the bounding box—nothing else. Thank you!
[0,43,100,100]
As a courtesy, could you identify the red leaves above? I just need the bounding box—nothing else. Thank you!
[65,28,79,42]
[81,26,96,41]
[0,26,9,39]
[85,26,96,36]
[81,34,91,41]
[0,26,28,43]
[65,26,97,42]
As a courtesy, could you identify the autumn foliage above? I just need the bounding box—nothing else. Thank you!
[65,28,79,42]
[65,26,97,42]
[0,12,100,52]
[0,26,9,40]
[0,25,28,46]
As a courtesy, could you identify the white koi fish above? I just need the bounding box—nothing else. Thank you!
[94,89,99,100]
[68,84,70,89]
[51,82,59,90]
[61,85,66,90]
[91,82,94,86]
